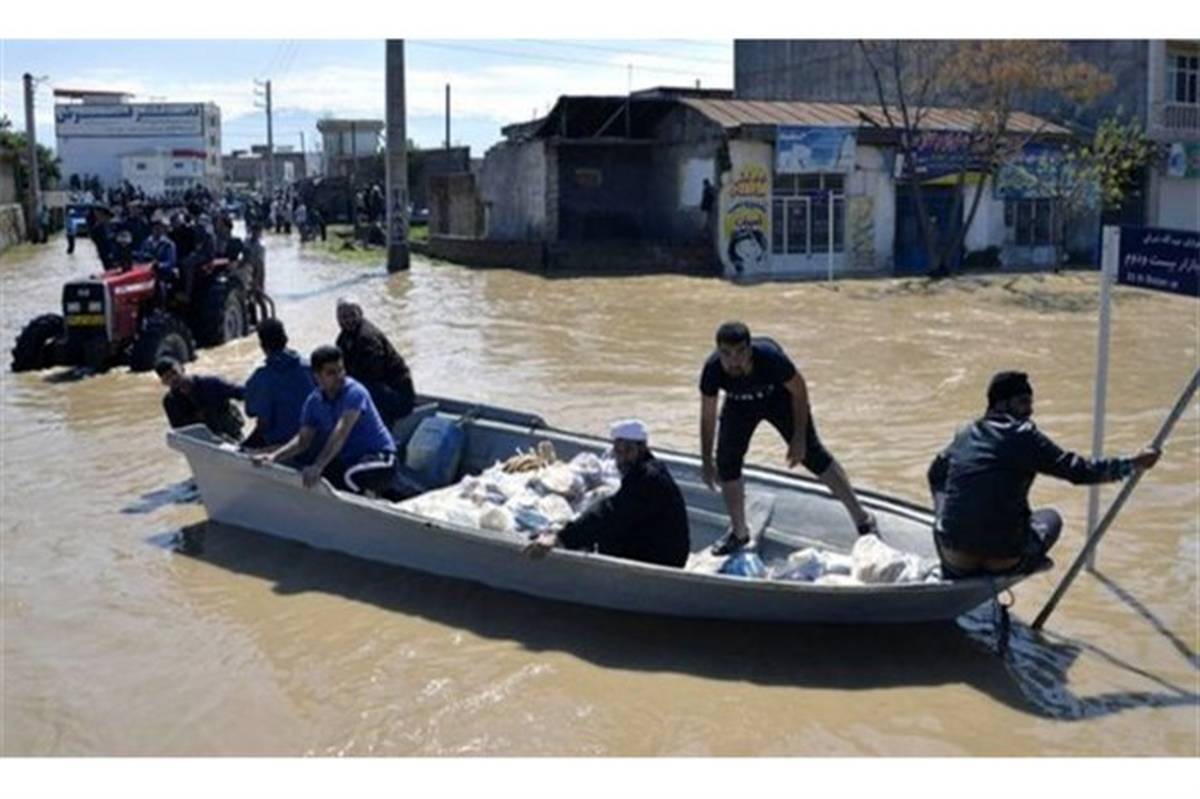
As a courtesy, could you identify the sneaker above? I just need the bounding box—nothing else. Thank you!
[856,511,878,537]
[711,528,750,556]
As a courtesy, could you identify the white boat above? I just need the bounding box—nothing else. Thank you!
[166,396,1038,624]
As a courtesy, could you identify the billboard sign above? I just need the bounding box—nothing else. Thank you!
[1117,226,1200,298]
[55,103,204,137]
[776,127,856,174]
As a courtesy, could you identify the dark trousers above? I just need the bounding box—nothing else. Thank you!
[938,509,1063,580]
[716,387,833,481]
[362,378,415,430]
[323,452,397,496]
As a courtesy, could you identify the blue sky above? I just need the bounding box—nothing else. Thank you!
[0,40,732,158]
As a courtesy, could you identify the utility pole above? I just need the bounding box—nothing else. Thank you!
[299,130,306,177]
[22,73,42,243]
[445,83,451,150]
[255,79,274,196]
[385,39,410,272]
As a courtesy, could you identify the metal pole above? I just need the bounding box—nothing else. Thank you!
[445,83,451,150]
[22,73,42,243]
[1086,225,1119,570]
[1033,366,1200,631]
[385,39,410,272]
[827,189,834,282]
[265,80,275,197]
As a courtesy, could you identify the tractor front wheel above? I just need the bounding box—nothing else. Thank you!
[11,314,66,372]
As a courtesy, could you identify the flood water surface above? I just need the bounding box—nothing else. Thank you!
[2,233,1197,755]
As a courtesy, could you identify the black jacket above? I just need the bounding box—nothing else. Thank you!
[928,413,1131,557]
[163,375,246,440]
[336,318,412,391]
[559,452,690,568]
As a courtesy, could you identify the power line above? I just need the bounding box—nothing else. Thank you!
[412,40,729,79]
[519,39,731,66]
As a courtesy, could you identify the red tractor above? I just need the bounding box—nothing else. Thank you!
[10,255,269,373]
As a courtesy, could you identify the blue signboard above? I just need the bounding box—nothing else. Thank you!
[1118,227,1200,299]
[895,131,988,180]
[776,127,856,174]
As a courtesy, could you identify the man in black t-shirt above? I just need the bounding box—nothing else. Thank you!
[699,321,876,555]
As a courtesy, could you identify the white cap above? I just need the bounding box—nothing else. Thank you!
[609,418,648,443]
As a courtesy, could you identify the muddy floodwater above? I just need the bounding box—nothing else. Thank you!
[2,231,1197,756]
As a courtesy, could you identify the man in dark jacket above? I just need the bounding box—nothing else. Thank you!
[525,419,691,568]
[90,206,118,270]
[928,371,1161,579]
[155,357,246,441]
[242,318,317,449]
[334,298,415,428]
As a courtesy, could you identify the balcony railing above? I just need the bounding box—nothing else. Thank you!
[1163,103,1200,130]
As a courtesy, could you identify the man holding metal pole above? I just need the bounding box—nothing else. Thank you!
[927,370,1161,580]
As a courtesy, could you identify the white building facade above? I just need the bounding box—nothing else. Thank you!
[55,97,222,191]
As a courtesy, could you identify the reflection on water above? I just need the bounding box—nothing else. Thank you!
[1,231,1197,755]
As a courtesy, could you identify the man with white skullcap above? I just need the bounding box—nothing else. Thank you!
[525,418,690,567]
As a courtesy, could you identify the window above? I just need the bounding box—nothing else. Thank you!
[1009,198,1056,246]
[1167,50,1199,105]
[771,173,844,255]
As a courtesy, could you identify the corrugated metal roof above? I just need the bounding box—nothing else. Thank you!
[678,97,1070,136]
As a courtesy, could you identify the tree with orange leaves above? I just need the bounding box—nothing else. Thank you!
[857,41,1113,276]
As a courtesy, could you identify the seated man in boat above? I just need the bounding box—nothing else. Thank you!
[334,299,415,430]
[155,357,245,442]
[928,371,1161,579]
[699,321,876,555]
[252,344,398,497]
[241,318,316,450]
[525,419,690,568]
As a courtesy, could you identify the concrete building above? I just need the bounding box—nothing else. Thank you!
[735,40,1200,233]
[410,146,471,213]
[317,119,383,180]
[119,149,208,197]
[222,145,309,192]
[54,89,222,191]
[444,87,1066,278]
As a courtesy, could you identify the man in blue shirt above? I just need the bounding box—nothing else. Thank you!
[242,318,316,450]
[137,214,178,278]
[253,344,397,497]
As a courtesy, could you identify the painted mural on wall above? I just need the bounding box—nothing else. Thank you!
[722,160,770,277]
[1166,143,1200,179]
[776,127,856,174]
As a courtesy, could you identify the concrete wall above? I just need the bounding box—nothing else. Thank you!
[411,147,470,210]
[429,235,546,270]
[1154,175,1200,230]
[429,173,484,237]
[478,139,548,241]
[0,153,16,205]
[555,143,658,241]
[0,204,25,255]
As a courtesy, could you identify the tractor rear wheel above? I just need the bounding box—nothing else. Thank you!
[198,279,247,347]
[129,311,195,373]
[11,314,66,372]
